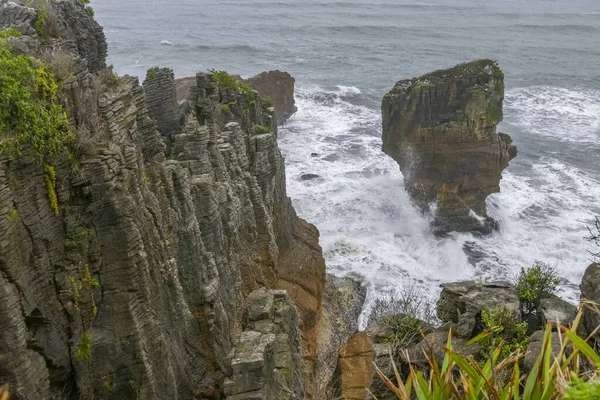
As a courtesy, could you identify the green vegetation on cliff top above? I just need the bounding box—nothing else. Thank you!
[418,59,504,82]
[0,29,73,161]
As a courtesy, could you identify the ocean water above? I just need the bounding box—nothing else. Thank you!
[94,0,600,318]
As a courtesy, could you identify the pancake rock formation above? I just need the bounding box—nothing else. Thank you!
[176,70,297,126]
[382,59,517,233]
[0,1,326,398]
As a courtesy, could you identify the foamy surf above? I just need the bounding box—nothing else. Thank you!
[279,84,600,325]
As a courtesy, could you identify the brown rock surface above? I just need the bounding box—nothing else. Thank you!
[243,70,297,125]
[382,59,517,233]
[337,332,374,400]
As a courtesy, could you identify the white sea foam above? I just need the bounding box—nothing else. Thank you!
[504,86,600,143]
[160,40,174,46]
[335,85,362,97]
[279,84,600,327]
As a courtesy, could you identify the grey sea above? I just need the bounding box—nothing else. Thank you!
[95,0,600,322]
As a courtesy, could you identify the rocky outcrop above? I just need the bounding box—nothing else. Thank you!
[176,70,297,126]
[336,332,373,400]
[224,289,304,400]
[315,275,366,398]
[0,2,326,399]
[437,281,520,337]
[243,71,297,125]
[382,60,517,233]
[580,263,600,338]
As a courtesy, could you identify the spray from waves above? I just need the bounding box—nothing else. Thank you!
[504,86,600,143]
[279,84,600,326]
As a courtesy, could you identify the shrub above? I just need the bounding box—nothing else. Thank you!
[480,307,529,360]
[209,70,254,95]
[251,125,271,135]
[64,225,91,248]
[220,104,231,115]
[0,37,74,161]
[146,66,160,79]
[99,65,119,86]
[0,28,22,39]
[43,165,59,215]
[42,50,74,82]
[516,262,561,314]
[369,286,437,347]
[75,332,92,361]
[375,306,600,400]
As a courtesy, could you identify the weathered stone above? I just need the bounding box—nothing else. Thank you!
[315,275,366,398]
[580,263,600,338]
[243,70,297,125]
[540,295,577,327]
[437,281,520,338]
[382,60,517,233]
[402,325,481,368]
[226,289,304,400]
[143,67,182,151]
[336,332,374,400]
[524,330,562,372]
[0,3,326,398]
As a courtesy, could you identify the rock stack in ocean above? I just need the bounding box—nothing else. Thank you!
[242,70,298,125]
[0,1,326,398]
[382,59,517,233]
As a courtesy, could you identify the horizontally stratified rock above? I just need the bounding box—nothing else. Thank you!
[224,289,304,400]
[176,70,297,126]
[243,71,297,125]
[335,332,373,400]
[382,60,517,233]
[0,1,326,398]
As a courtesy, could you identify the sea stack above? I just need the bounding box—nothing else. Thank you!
[382,59,517,233]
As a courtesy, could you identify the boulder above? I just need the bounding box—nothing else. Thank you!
[524,330,563,372]
[381,60,517,233]
[243,70,298,125]
[336,332,374,400]
[580,263,600,337]
[539,295,577,327]
[437,281,520,338]
[402,325,482,368]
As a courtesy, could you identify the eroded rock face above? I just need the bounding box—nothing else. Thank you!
[382,60,517,233]
[224,289,304,400]
[336,332,373,400]
[580,263,600,338]
[315,275,366,398]
[437,281,520,338]
[243,71,297,125]
[0,2,325,398]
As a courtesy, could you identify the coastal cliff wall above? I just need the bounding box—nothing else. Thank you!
[0,1,325,398]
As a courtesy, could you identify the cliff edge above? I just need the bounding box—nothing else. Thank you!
[0,1,325,398]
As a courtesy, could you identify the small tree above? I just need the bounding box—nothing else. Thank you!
[515,262,561,315]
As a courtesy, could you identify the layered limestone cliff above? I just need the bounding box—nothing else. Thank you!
[176,70,297,126]
[0,1,325,398]
[382,60,517,233]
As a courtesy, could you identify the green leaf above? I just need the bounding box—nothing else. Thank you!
[564,328,600,367]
